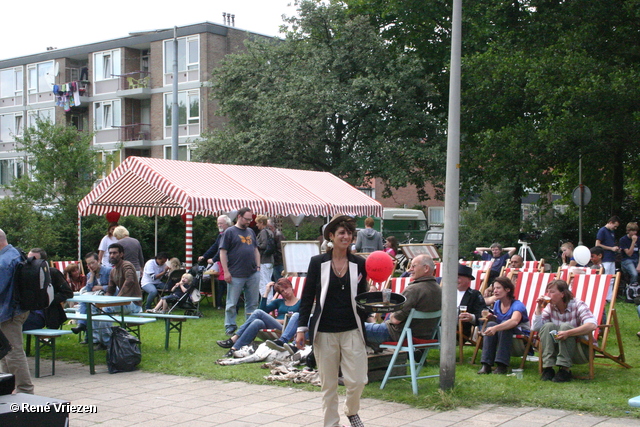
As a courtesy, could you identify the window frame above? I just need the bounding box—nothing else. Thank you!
[163,35,200,74]
[163,89,200,128]
[26,61,54,94]
[0,66,23,98]
[94,49,121,81]
[428,206,445,226]
[94,100,121,131]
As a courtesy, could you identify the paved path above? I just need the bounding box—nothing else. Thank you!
[28,360,639,426]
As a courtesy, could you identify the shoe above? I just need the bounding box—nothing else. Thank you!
[265,339,286,351]
[492,364,508,375]
[71,323,86,334]
[223,348,236,358]
[552,368,572,382]
[347,414,365,427]
[93,343,107,351]
[284,343,298,355]
[80,339,88,345]
[541,367,555,381]
[225,326,237,336]
[146,309,157,313]
[217,338,235,348]
[477,363,492,374]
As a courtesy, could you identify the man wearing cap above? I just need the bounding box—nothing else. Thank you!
[364,254,441,346]
[457,264,487,338]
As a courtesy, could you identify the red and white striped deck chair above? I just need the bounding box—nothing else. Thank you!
[557,265,603,282]
[568,272,631,378]
[461,260,492,293]
[51,260,85,275]
[472,272,556,365]
[522,259,544,272]
[389,277,413,295]
[256,277,307,341]
[433,261,442,279]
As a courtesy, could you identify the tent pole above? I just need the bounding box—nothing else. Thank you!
[155,213,158,255]
[78,212,82,262]
[185,212,193,268]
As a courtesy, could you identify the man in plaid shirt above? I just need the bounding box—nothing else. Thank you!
[532,279,597,383]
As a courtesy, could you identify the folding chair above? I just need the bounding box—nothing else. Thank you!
[379,309,441,395]
[51,260,85,275]
[389,277,412,294]
[568,272,631,379]
[256,276,307,341]
[522,259,545,272]
[472,272,556,366]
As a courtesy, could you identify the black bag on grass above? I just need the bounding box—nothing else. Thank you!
[107,327,141,374]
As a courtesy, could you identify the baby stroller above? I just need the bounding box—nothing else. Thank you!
[166,267,204,317]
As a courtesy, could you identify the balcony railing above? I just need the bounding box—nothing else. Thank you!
[114,123,151,141]
[117,71,151,91]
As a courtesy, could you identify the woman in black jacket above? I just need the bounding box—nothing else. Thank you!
[296,215,368,427]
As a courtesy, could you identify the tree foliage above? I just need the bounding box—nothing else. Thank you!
[346,0,640,239]
[195,0,445,199]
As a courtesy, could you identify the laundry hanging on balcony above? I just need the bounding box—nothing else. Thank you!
[53,81,84,111]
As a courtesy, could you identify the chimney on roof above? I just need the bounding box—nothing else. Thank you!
[222,12,235,27]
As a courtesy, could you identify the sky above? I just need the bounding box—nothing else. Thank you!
[1,0,298,61]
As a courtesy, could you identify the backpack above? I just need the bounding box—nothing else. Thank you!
[263,230,276,257]
[13,250,54,311]
[626,283,640,303]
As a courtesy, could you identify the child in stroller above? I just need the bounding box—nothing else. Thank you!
[147,273,193,314]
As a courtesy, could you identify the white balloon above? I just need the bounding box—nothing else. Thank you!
[573,245,591,266]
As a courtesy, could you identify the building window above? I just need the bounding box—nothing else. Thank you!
[27,108,54,129]
[0,67,23,98]
[0,113,23,142]
[163,145,191,161]
[428,206,444,226]
[164,90,199,127]
[0,158,26,186]
[163,36,199,74]
[94,50,121,81]
[97,150,121,178]
[94,100,121,130]
[27,61,54,94]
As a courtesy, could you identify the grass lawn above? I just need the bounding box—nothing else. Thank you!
[49,298,640,419]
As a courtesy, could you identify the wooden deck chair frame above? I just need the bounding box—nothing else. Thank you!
[51,260,85,276]
[456,260,491,363]
[256,276,307,341]
[472,272,557,366]
[379,309,441,395]
[566,272,631,379]
[557,265,603,282]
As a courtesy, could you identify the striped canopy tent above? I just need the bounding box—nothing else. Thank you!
[78,156,383,266]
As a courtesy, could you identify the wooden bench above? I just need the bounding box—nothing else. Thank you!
[132,313,200,350]
[65,312,156,340]
[23,329,74,378]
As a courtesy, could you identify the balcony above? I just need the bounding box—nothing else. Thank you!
[116,72,151,99]
[115,123,151,142]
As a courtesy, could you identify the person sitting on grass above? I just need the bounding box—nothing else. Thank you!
[532,279,597,382]
[477,276,529,375]
[147,273,193,314]
[216,278,300,358]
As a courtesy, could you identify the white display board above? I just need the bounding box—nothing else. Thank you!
[281,240,322,274]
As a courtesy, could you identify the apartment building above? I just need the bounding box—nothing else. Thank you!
[0,22,267,193]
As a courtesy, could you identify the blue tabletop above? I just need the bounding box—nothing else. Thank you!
[68,295,141,304]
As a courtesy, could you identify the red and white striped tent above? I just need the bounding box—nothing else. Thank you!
[78,156,383,265]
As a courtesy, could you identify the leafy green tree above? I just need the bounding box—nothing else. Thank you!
[195,0,445,200]
[0,198,58,252]
[6,119,106,258]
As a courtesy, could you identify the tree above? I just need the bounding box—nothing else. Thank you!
[7,119,107,258]
[195,0,445,200]
[346,0,640,236]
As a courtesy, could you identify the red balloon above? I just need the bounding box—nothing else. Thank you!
[105,211,120,223]
[366,251,395,283]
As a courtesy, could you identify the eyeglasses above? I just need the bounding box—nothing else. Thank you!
[241,216,253,221]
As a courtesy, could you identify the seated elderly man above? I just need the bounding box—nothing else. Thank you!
[532,279,597,382]
[508,254,524,269]
[457,264,486,338]
[364,254,441,347]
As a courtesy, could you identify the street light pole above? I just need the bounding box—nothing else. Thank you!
[440,0,463,391]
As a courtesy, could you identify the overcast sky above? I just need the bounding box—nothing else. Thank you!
[1,0,298,61]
